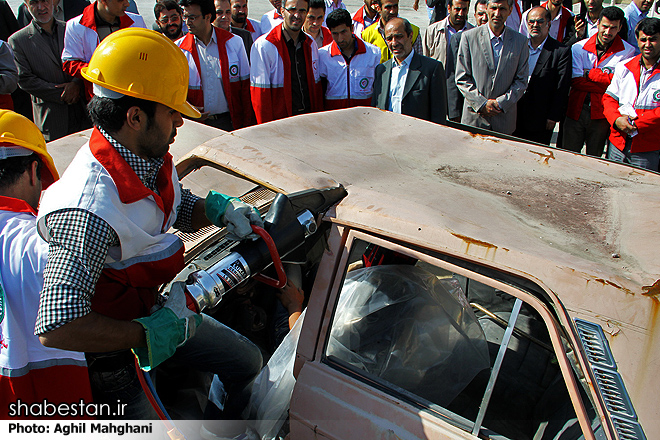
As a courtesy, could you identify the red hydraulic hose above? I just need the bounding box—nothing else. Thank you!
[251,225,287,289]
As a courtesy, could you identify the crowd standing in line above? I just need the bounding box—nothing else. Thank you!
[0,0,657,168]
[0,0,659,433]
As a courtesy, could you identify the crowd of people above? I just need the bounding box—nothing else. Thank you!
[0,0,659,435]
[0,0,659,167]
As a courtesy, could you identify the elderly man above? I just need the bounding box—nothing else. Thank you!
[9,0,89,141]
[514,6,571,144]
[230,0,261,41]
[178,0,252,130]
[455,0,529,134]
[563,7,635,155]
[372,17,446,124]
[154,0,185,40]
[362,0,422,63]
[603,17,660,170]
[319,8,380,109]
[61,0,146,99]
[519,0,580,45]
[16,0,89,29]
[250,0,323,123]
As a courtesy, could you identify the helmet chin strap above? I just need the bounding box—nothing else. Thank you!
[93,83,126,99]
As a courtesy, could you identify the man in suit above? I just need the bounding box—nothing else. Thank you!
[9,0,89,141]
[372,17,446,124]
[455,0,529,135]
[514,6,571,144]
[17,0,90,29]
[424,0,472,121]
[446,0,487,121]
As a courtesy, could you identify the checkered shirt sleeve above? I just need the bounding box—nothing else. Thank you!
[35,209,119,334]
[35,129,202,333]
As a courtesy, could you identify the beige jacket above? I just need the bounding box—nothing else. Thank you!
[422,17,473,68]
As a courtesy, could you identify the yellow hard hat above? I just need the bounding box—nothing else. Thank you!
[81,28,201,118]
[0,110,58,188]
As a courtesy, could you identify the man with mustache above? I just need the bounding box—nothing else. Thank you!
[155,0,185,40]
[250,0,323,123]
[230,0,262,41]
[371,17,447,124]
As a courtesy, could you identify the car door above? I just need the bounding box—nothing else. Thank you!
[290,227,605,440]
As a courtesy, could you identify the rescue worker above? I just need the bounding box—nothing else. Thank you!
[35,28,263,436]
[319,8,381,109]
[250,0,323,124]
[0,110,93,418]
[61,0,146,99]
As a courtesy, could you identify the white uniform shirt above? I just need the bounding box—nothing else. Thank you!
[195,31,230,115]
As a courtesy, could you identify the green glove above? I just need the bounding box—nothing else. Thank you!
[132,282,203,371]
[205,191,264,241]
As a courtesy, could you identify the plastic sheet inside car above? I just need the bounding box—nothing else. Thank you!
[327,265,491,408]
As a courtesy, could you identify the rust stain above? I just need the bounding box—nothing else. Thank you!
[590,278,636,296]
[642,279,660,302]
[528,149,555,165]
[451,233,497,250]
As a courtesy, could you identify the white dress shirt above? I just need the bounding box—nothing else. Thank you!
[527,37,547,78]
[195,31,229,115]
[388,49,415,114]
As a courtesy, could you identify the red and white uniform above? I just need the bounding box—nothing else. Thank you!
[505,0,523,32]
[0,197,92,418]
[351,6,378,36]
[37,129,185,321]
[250,25,323,124]
[177,28,253,129]
[603,56,660,153]
[61,2,145,97]
[566,34,635,121]
[318,36,380,110]
[519,2,573,44]
[260,9,283,35]
[245,18,262,42]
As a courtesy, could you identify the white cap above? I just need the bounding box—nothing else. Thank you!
[93,83,126,99]
[0,145,33,160]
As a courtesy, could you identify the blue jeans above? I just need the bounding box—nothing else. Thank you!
[607,141,660,171]
[87,314,263,420]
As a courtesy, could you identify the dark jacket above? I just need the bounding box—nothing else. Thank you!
[372,51,447,124]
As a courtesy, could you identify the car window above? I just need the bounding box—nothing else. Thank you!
[323,237,600,440]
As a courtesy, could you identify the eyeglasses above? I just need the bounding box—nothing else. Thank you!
[527,19,546,24]
[283,7,307,15]
[182,13,201,21]
[159,15,181,24]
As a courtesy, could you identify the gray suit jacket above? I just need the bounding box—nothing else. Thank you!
[372,51,447,125]
[455,25,529,134]
[9,20,88,141]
